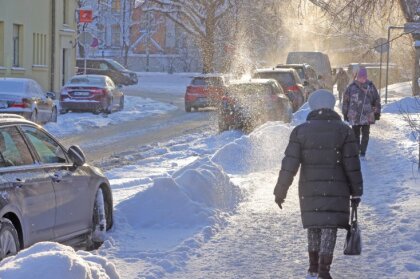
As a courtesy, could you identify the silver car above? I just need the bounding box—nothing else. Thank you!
[0,114,113,259]
[0,78,58,124]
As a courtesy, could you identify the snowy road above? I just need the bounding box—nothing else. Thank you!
[55,73,219,164]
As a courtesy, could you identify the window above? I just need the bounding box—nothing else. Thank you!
[13,24,22,67]
[111,24,121,47]
[0,127,34,167]
[21,126,67,164]
[63,0,69,24]
[112,0,121,13]
[33,33,47,66]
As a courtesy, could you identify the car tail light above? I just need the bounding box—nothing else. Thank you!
[9,98,30,108]
[287,85,300,92]
[91,88,107,95]
[60,88,69,95]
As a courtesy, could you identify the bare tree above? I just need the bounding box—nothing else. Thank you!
[142,0,234,73]
[305,0,420,96]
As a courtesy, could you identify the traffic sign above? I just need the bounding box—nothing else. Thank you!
[374,38,389,53]
[79,10,93,23]
[404,22,420,34]
[79,31,94,47]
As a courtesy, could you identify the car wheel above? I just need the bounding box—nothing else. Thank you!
[0,218,20,260]
[86,188,109,251]
[185,104,192,112]
[119,96,124,111]
[104,98,113,114]
[30,110,38,123]
[50,107,58,123]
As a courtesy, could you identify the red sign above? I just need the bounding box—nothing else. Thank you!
[79,10,93,23]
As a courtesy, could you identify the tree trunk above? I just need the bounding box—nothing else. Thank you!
[201,17,216,73]
[413,47,420,96]
[201,39,215,73]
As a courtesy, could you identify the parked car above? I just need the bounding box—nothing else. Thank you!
[60,75,124,114]
[184,74,227,112]
[276,63,322,96]
[252,68,305,112]
[286,51,334,91]
[218,79,293,133]
[76,58,138,86]
[0,78,58,124]
[0,114,113,259]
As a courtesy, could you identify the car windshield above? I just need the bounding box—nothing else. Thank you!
[278,66,305,80]
[191,77,223,86]
[0,80,27,95]
[69,76,105,86]
[107,60,127,71]
[254,72,296,87]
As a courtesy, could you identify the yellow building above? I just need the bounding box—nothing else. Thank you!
[0,0,77,92]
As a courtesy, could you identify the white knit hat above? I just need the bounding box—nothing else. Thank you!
[308,89,336,111]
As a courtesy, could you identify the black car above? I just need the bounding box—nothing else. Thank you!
[0,78,58,124]
[218,79,293,133]
[76,58,138,86]
[276,63,322,96]
[252,68,306,112]
[0,114,113,259]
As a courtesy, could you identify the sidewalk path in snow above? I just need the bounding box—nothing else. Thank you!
[166,114,420,279]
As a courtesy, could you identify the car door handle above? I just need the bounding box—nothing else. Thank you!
[51,173,62,183]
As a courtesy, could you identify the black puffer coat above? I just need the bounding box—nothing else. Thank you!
[274,109,363,229]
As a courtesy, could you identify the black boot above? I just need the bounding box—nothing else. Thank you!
[318,254,333,279]
[308,251,318,274]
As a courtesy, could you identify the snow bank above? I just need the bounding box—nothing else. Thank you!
[382,96,420,114]
[292,102,311,125]
[116,157,241,229]
[212,121,292,174]
[0,242,119,279]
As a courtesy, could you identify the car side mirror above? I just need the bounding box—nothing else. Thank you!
[67,145,86,167]
[303,81,309,86]
[318,75,323,80]
[46,92,56,100]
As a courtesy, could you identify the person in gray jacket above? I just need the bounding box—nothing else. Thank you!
[274,90,363,279]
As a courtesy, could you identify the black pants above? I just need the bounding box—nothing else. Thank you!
[352,125,370,155]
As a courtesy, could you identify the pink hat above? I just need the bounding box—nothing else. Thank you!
[357,67,367,79]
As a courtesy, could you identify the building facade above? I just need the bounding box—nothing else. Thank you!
[79,0,201,72]
[0,0,77,92]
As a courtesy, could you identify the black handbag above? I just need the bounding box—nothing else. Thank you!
[344,205,362,255]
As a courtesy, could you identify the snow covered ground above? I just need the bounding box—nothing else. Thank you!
[0,79,418,279]
[44,95,177,137]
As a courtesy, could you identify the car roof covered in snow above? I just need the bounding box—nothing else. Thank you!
[254,67,297,73]
[228,78,278,86]
[0,114,40,126]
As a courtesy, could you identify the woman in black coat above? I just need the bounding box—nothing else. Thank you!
[274,90,363,279]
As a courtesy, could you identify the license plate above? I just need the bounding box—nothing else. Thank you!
[73,91,90,96]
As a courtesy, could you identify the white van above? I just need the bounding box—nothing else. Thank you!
[286,52,333,91]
